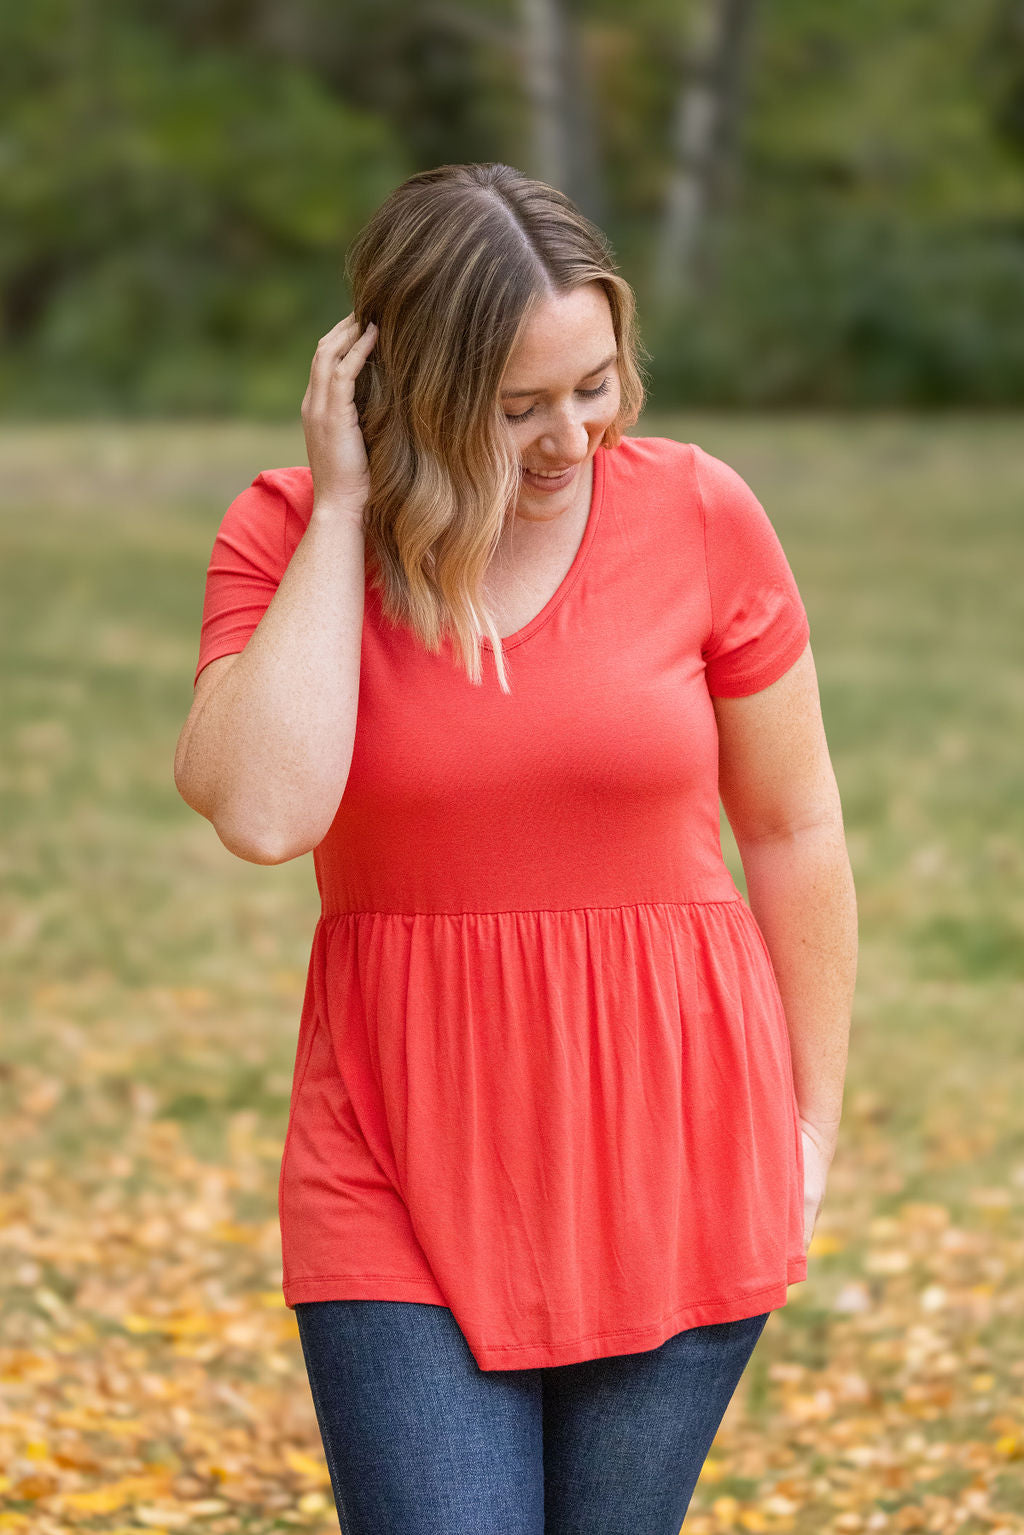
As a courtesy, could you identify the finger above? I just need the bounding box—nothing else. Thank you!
[314,317,360,368]
[332,321,377,369]
[320,312,356,341]
[306,317,362,415]
[325,322,377,396]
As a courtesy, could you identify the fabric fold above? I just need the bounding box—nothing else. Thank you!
[279,899,807,1371]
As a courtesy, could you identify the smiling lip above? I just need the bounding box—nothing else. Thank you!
[521,463,579,490]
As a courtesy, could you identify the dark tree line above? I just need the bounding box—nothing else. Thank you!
[3,0,1023,412]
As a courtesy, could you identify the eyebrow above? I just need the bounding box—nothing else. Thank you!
[501,350,618,399]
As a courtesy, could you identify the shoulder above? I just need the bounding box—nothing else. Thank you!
[219,466,314,526]
[604,436,748,540]
[685,443,763,511]
[604,435,753,510]
[219,466,314,565]
[252,465,315,511]
[603,434,779,543]
[251,466,315,533]
[604,433,696,487]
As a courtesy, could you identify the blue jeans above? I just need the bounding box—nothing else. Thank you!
[294,1299,771,1534]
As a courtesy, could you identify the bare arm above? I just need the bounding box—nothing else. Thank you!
[173,313,379,864]
[174,507,368,862]
[713,642,858,1249]
[713,642,858,1155]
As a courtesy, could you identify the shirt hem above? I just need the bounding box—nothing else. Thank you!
[282,1255,808,1370]
[704,615,811,699]
[284,1271,450,1308]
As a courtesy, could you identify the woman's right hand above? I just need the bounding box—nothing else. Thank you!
[301,313,378,516]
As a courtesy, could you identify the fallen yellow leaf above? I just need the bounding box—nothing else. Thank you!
[285,1448,332,1484]
[808,1232,845,1256]
[298,1491,330,1514]
[133,1505,190,1529]
[61,1475,170,1514]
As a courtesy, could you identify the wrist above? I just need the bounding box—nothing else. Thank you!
[311,498,367,530]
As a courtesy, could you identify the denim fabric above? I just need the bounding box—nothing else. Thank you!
[295,1299,771,1534]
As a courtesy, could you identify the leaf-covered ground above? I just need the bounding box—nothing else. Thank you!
[1,417,1023,1533]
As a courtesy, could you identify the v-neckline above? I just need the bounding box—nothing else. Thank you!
[482,446,607,651]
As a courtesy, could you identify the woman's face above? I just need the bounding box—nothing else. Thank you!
[500,283,621,516]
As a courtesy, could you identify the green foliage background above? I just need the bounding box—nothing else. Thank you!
[3,0,1024,412]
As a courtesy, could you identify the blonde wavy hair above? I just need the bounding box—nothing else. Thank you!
[348,161,650,694]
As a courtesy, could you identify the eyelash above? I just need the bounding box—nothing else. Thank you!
[504,377,611,425]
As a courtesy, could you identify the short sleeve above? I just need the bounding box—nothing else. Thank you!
[192,476,291,687]
[693,443,810,698]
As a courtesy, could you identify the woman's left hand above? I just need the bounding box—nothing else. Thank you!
[800,1120,835,1252]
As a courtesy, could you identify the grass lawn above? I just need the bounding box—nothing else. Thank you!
[1,414,1023,1533]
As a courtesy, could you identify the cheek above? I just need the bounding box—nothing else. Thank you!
[593,385,621,429]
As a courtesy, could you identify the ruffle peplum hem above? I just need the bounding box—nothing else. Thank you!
[279,896,807,1372]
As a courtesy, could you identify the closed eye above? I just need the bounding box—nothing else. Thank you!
[504,377,612,425]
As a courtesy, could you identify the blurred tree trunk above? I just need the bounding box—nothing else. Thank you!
[562,0,606,227]
[982,0,1024,157]
[650,0,759,316]
[520,0,606,223]
[522,0,569,193]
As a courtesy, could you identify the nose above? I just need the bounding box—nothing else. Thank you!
[536,411,589,464]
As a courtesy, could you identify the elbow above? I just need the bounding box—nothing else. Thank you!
[173,755,208,820]
[174,767,297,865]
[733,817,850,865]
[735,812,846,849]
[173,749,338,864]
[205,800,309,865]
[213,807,329,866]
[217,825,295,865]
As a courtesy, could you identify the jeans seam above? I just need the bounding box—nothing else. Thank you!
[298,1321,350,1534]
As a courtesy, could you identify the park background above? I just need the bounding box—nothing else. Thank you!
[2,1,1023,1532]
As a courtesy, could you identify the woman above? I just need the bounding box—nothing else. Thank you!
[174,162,857,1534]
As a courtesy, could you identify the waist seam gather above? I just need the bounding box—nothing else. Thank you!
[317,897,746,919]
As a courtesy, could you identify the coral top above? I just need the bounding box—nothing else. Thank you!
[193,434,811,1371]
